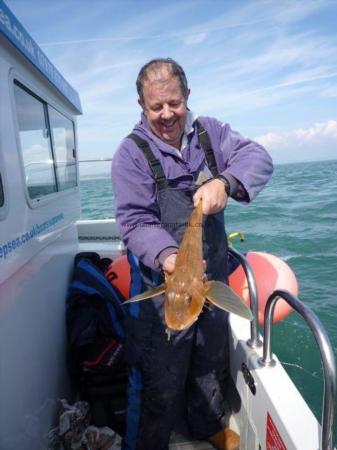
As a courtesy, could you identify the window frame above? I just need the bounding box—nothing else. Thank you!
[47,103,78,192]
[0,173,4,208]
[11,74,78,207]
[0,171,6,221]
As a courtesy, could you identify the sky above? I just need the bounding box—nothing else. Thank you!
[5,0,337,168]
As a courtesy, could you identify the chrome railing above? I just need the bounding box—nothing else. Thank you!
[227,247,262,348]
[258,289,336,450]
[79,158,112,163]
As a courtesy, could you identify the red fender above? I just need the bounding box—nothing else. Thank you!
[105,255,131,299]
[229,252,298,325]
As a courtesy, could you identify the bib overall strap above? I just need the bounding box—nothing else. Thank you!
[127,133,168,190]
[196,120,219,177]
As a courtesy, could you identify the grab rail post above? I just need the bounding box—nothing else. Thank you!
[259,289,336,450]
[228,248,262,348]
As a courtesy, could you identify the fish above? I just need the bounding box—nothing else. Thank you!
[125,200,253,330]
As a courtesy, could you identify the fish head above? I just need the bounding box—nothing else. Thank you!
[164,278,206,331]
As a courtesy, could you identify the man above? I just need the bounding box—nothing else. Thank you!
[112,58,273,450]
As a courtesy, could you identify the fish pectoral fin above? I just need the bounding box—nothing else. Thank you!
[206,281,253,321]
[124,283,166,304]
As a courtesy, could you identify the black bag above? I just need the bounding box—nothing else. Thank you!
[66,252,128,436]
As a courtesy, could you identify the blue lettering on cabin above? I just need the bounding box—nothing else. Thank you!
[0,0,82,113]
[0,213,65,260]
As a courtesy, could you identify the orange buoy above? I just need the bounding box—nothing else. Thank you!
[105,255,131,299]
[228,252,298,325]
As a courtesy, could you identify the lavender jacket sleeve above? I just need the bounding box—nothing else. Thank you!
[111,139,178,270]
[200,117,273,203]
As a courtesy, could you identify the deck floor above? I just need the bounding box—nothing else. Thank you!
[169,433,214,449]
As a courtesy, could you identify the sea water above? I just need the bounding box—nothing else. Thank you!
[80,159,337,435]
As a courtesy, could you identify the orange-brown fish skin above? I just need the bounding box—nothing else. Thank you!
[164,201,206,330]
[124,199,251,326]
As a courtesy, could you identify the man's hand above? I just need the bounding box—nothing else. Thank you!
[193,178,229,214]
[162,253,177,276]
[163,253,207,277]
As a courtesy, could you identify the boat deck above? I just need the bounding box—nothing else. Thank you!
[169,434,214,449]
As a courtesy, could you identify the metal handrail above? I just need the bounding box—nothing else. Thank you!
[79,158,112,163]
[259,289,336,450]
[228,247,262,348]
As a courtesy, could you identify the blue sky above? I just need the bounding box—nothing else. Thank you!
[6,0,337,166]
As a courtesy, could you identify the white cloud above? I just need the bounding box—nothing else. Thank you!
[294,120,337,140]
[254,132,284,148]
[257,119,337,144]
[255,119,337,163]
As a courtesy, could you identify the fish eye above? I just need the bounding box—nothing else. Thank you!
[183,293,192,305]
[167,291,176,303]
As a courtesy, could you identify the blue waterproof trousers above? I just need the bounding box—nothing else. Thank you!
[123,187,229,450]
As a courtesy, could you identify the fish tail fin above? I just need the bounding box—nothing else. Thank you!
[206,281,253,321]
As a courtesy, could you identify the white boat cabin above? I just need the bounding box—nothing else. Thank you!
[0,1,81,448]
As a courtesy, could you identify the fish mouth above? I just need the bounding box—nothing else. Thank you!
[165,312,199,331]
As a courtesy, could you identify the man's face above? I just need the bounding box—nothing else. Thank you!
[140,70,189,149]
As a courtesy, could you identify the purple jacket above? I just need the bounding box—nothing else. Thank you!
[111,114,273,270]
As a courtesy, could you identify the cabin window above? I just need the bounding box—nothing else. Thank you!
[0,174,4,207]
[48,105,77,190]
[14,82,57,199]
[13,80,77,201]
